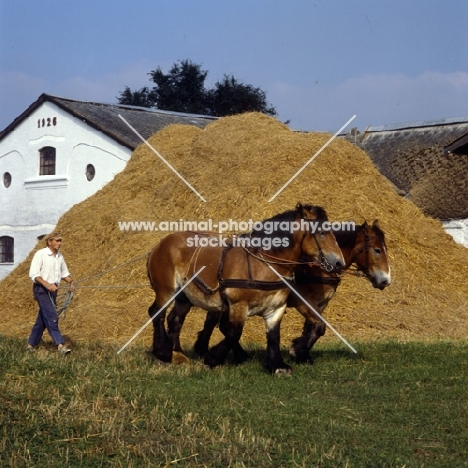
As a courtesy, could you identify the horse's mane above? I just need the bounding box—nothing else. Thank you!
[249,204,328,252]
[372,222,386,244]
[334,221,386,249]
[334,226,359,249]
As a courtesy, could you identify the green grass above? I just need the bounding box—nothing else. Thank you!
[1,337,467,467]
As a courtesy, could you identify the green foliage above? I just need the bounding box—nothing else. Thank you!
[117,59,277,117]
[117,86,153,108]
[148,60,208,115]
[206,75,277,117]
[1,338,467,467]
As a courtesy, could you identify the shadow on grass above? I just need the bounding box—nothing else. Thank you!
[154,341,361,375]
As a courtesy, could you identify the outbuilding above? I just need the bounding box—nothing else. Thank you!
[347,118,468,247]
[0,93,215,279]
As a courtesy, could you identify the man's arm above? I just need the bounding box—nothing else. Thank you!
[33,276,58,292]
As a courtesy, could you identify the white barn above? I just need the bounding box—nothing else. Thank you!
[0,94,215,280]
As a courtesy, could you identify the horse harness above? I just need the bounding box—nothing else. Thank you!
[188,241,289,297]
[294,228,376,285]
[186,227,353,297]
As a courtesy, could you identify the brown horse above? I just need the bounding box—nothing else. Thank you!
[191,220,391,363]
[147,204,345,374]
[287,219,391,362]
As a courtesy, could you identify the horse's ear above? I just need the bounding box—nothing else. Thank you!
[372,220,380,229]
[361,220,369,229]
[296,203,309,218]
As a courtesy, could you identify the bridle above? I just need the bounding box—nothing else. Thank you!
[242,219,337,273]
[348,229,383,279]
[306,227,336,272]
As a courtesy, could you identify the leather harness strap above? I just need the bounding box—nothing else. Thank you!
[191,241,288,295]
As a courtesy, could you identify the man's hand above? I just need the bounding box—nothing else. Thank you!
[46,283,58,292]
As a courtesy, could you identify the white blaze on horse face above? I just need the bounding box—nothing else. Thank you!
[368,245,391,289]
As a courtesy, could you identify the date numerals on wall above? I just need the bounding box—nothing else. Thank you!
[37,117,57,128]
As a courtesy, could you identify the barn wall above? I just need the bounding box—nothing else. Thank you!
[0,101,132,279]
[442,219,468,248]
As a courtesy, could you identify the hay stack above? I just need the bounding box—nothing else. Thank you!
[1,113,467,349]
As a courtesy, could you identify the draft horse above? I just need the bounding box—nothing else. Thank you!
[146,204,345,374]
[192,220,391,363]
[288,219,391,362]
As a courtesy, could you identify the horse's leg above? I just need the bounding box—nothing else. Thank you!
[167,297,192,365]
[218,310,250,364]
[193,310,221,357]
[195,310,250,363]
[264,307,292,375]
[203,307,246,369]
[148,299,172,363]
[289,303,326,363]
[307,320,326,351]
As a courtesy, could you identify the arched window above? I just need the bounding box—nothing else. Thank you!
[3,172,11,188]
[0,236,14,263]
[39,146,56,175]
[86,164,96,181]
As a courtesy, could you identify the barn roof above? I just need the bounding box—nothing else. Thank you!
[347,118,468,221]
[0,93,217,150]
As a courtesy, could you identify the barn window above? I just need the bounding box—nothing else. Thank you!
[39,146,56,175]
[86,164,96,181]
[0,236,14,263]
[3,172,11,188]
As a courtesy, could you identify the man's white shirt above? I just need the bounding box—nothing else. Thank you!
[29,247,71,284]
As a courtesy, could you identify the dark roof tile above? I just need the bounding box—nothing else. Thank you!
[0,93,217,149]
[349,119,468,220]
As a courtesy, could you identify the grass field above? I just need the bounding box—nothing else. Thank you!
[1,336,467,467]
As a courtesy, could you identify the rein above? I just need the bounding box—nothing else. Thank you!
[188,223,336,295]
[53,289,75,318]
[54,250,153,319]
[296,229,378,285]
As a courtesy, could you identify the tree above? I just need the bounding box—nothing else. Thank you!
[117,59,277,117]
[206,75,276,117]
[148,60,208,114]
[117,86,153,108]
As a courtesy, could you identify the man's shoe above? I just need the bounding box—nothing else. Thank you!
[58,346,71,355]
[27,345,36,352]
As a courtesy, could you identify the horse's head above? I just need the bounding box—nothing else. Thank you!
[296,203,345,273]
[353,220,391,290]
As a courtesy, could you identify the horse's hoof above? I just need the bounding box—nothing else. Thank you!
[274,367,293,377]
[172,351,190,365]
[292,353,313,364]
[203,363,215,370]
[233,352,250,365]
[290,346,312,364]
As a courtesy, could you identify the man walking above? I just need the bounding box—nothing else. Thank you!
[27,232,74,354]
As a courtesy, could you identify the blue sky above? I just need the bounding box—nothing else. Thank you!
[1,0,467,132]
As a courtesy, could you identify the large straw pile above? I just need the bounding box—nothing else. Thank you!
[1,113,467,350]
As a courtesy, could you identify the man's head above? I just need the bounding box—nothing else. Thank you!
[45,232,63,252]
